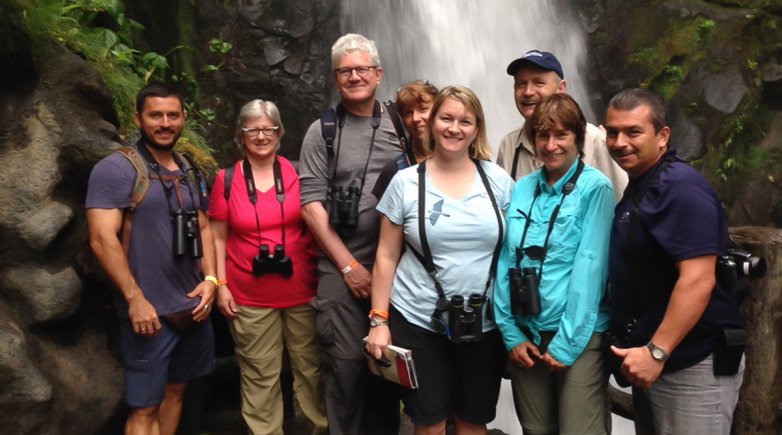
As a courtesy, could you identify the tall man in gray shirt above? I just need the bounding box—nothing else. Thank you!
[298,33,403,435]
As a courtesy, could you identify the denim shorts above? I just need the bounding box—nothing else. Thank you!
[120,317,215,408]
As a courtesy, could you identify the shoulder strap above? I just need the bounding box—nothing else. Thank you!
[395,153,409,171]
[383,100,414,163]
[115,146,149,213]
[415,161,449,332]
[474,160,504,299]
[511,145,523,180]
[321,108,338,158]
[177,151,209,202]
[114,146,149,257]
[223,165,235,201]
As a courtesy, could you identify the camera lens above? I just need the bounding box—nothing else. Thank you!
[744,256,766,278]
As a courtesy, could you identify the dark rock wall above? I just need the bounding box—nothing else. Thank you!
[125,0,340,165]
[0,5,124,435]
[574,0,782,227]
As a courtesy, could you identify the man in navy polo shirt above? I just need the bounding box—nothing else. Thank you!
[604,88,744,435]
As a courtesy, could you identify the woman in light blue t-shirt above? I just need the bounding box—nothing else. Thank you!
[366,86,513,434]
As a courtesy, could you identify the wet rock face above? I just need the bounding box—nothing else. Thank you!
[576,0,782,228]
[0,1,341,433]
[0,6,123,434]
[125,0,340,165]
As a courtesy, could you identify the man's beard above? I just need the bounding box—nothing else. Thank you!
[140,128,181,151]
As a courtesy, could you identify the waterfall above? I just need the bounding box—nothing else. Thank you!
[340,0,595,153]
[338,3,619,434]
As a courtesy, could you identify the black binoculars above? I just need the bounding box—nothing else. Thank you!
[447,294,484,343]
[327,185,360,233]
[508,267,541,315]
[171,209,202,258]
[252,245,293,277]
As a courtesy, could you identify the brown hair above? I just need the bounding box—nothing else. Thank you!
[525,93,586,156]
[395,80,438,115]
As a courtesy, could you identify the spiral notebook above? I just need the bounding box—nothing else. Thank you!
[362,337,419,389]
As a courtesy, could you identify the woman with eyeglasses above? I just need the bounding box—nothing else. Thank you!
[365,86,514,434]
[209,99,327,434]
[372,80,438,199]
[493,93,614,434]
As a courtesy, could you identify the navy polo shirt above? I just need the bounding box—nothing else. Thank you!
[609,149,742,373]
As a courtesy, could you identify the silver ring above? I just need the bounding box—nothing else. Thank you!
[205,304,210,310]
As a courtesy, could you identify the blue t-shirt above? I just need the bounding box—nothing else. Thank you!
[376,160,513,333]
[85,145,207,318]
[609,149,742,373]
[493,159,614,366]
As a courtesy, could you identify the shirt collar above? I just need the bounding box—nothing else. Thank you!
[535,158,581,194]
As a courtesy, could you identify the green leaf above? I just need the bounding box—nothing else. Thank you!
[95,28,119,49]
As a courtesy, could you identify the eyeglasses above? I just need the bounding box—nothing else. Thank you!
[242,126,280,137]
[334,66,378,79]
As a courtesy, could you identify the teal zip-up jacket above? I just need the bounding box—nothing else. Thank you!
[493,159,613,366]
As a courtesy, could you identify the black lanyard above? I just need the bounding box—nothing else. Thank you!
[514,160,585,281]
[242,158,286,249]
[411,159,504,328]
[328,101,382,203]
[510,128,527,180]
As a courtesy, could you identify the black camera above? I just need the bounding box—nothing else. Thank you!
[717,248,766,300]
[327,185,360,233]
[447,294,484,343]
[171,209,202,258]
[508,267,541,315]
[252,245,293,277]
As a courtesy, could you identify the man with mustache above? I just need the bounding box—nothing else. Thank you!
[497,50,627,202]
[605,88,744,435]
[87,82,216,435]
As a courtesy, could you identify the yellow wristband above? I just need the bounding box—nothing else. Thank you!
[204,275,219,287]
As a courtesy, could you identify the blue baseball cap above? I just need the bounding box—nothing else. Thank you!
[506,50,564,79]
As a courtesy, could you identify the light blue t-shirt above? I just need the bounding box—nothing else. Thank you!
[376,160,514,332]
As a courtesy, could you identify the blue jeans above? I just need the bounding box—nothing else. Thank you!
[634,354,744,435]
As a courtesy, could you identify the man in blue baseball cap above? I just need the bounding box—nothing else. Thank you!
[496,49,627,202]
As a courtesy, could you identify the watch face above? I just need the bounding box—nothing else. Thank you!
[652,348,665,359]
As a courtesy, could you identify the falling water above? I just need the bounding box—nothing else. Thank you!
[340,0,596,153]
[339,3,638,434]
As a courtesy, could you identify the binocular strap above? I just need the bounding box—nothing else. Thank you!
[413,159,504,329]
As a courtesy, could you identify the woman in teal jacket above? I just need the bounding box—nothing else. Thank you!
[493,93,614,435]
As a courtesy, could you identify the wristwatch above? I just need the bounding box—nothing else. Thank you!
[369,316,389,328]
[646,341,670,362]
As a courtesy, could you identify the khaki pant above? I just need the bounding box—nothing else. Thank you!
[509,332,607,435]
[229,303,327,435]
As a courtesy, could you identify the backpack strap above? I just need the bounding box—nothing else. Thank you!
[383,100,414,164]
[394,153,409,171]
[223,165,235,201]
[115,146,149,213]
[114,146,149,256]
[320,106,340,158]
